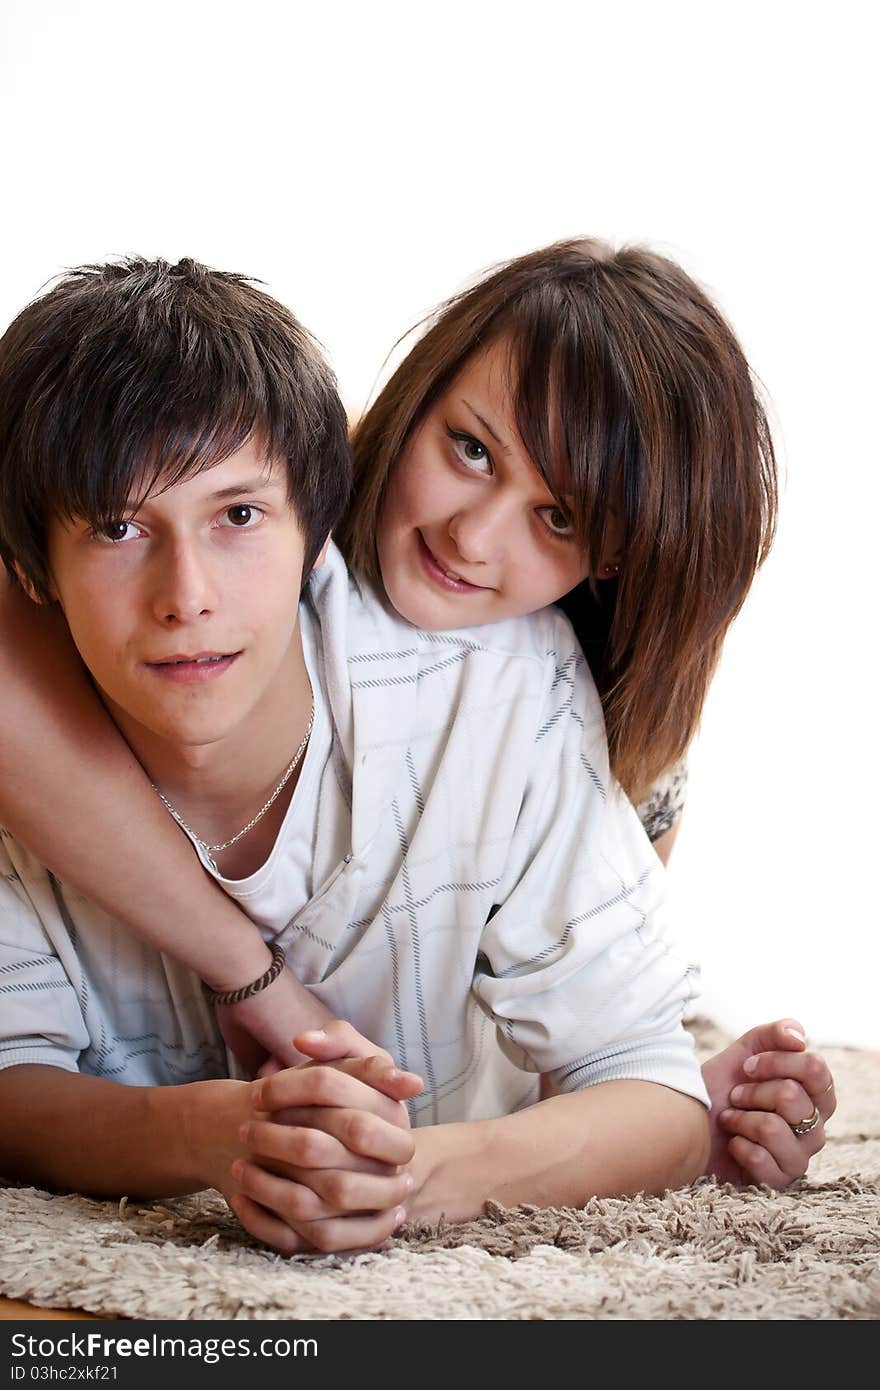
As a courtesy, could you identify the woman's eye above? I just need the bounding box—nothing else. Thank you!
[449,431,492,474]
[538,505,575,538]
[93,520,140,544]
[220,504,263,528]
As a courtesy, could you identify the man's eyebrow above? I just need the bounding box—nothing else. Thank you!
[206,475,285,502]
[460,400,505,448]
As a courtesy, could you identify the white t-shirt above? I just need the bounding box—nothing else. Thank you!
[200,606,341,929]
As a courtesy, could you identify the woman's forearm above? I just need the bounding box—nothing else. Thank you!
[0,580,306,994]
[409,1081,710,1225]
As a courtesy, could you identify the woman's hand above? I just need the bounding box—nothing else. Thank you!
[215,966,335,1074]
[701,1018,835,1187]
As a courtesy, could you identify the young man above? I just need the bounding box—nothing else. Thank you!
[0,258,711,1255]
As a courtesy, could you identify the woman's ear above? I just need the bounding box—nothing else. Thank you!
[312,533,332,570]
[597,504,625,579]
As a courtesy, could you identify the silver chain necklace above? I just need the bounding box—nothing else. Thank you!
[153,698,314,872]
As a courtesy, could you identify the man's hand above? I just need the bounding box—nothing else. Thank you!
[701,1018,835,1187]
[213,1021,424,1254]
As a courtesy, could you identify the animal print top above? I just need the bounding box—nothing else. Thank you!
[635,760,688,842]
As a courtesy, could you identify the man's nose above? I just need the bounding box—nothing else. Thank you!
[150,538,218,624]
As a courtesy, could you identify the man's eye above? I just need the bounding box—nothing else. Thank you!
[538,505,575,538]
[94,520,140,543]
[220,504,263,527]
[449,431,492,473]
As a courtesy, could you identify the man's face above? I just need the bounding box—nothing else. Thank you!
[46,442,315,758]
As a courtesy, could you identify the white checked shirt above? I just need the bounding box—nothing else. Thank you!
[0,545,708,1122]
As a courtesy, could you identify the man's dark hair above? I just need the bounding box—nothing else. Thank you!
[0,256,352,599]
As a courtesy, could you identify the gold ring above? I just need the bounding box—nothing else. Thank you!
[790,1105,821,1137]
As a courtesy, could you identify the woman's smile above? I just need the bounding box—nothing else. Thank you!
[416,531,493,594]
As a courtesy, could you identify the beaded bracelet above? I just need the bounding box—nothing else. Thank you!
[202,941,287,1006]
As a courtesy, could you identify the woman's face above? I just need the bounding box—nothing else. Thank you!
[377,339,618,631]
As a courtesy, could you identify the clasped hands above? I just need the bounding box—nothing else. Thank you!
[223,1019,425,1255]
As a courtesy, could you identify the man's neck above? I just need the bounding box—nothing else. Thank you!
[105,636,314,861]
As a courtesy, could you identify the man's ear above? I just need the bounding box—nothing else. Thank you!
[11,564,49,605]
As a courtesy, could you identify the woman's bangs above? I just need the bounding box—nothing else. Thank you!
[507,318,617,566]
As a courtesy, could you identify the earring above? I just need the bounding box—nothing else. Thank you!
[599,563,620,579]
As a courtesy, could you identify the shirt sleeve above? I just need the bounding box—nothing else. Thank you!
[0,832,90,1074]
[471,615,708,1108]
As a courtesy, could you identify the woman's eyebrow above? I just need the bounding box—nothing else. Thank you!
[459,400,505,447]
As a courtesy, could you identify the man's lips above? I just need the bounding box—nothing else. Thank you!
[145,651,241,684]
[417,533,491,594]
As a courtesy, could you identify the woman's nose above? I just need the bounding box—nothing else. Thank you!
[447,495,511,566]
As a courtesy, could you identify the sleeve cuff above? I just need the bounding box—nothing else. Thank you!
[0,1043,79,1074]
[548,1034,710,1109]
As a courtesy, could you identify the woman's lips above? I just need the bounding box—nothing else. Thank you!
[417,532,489,594]
[145,652,241,684]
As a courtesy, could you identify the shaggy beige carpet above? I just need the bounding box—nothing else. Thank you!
[1,1023,878,1320]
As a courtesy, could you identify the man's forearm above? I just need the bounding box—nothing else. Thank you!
[0,1064,247,1198]
[409,1081,710,1225]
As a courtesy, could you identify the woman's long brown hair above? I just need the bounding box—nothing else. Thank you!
[338,239,777,801]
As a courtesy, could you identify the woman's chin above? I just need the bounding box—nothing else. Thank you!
[385,589,458,633]
[381,554,497,631]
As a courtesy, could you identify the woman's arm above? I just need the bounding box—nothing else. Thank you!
[651,820,680,866]
[634,779,836,1188]
[0,578,331,1058]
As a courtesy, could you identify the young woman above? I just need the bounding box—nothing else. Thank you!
[0,239,834,1198]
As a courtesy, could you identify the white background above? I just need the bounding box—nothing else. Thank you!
[2,1,877,1046]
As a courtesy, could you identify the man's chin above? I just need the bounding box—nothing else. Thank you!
[106,702,245,767]
[147,719,241,751]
